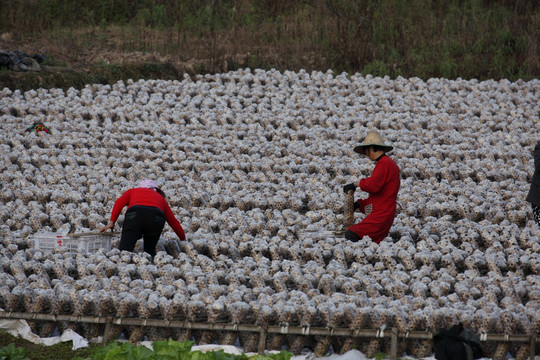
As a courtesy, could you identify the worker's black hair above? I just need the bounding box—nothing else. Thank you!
[155,187,166,198]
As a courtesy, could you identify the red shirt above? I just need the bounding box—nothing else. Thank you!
[110,188,186,241]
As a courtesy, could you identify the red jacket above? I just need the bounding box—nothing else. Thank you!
[110,188,186,241]
[349,154,400,243]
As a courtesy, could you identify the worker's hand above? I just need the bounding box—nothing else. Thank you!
[99,221,115,233]
[343,183,356,193]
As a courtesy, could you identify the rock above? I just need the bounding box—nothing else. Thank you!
[0,49,45,71]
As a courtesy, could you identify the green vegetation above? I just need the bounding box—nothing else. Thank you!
[0,334,292,360]
[0,343,29,360]
[0,331,100,360]
[73,340,292,360]
[0,0,538,90]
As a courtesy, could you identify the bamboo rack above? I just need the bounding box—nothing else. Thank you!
[0,311,537,359]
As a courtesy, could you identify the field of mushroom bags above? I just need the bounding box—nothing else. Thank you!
[1,69,540,359]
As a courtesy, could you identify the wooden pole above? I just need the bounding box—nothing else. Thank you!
[257,325,267,355]
[102,316,114,345]
[390,327,398,360]
[530,334,535,360]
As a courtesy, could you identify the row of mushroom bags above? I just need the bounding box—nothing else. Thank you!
[1,69,540,358]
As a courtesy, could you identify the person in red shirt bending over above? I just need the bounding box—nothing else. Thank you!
[100,179,186,257]
[343,130,400,244]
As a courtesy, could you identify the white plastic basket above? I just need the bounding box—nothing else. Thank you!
[33,231,116,252]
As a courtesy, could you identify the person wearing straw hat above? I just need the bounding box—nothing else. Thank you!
[343,130,400,244]
[526,141,540,227]
[100,179,186,257]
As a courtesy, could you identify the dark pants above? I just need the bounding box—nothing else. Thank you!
[119,205,166,257]
[533,204,540,227]
[344,230,361,242]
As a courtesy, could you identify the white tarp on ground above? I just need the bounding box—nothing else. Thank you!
[0,318,88,349]
[144,342,436,360]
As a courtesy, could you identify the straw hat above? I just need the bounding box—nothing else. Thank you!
[354,130,393,154]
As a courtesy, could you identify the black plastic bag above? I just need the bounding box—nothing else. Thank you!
[433,323,483,360]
